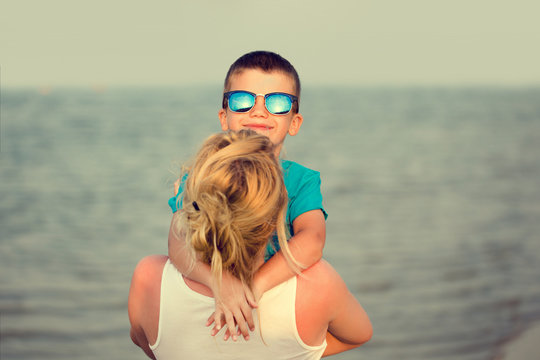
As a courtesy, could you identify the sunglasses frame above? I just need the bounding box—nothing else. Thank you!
[223,91,298,115]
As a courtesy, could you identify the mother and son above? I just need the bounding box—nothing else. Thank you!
[128,50,373,359]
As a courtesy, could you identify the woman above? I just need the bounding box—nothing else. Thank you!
[128,130,372,359]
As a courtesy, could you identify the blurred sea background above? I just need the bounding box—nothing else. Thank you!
[1,85,540,360]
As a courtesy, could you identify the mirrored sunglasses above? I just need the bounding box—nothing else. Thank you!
[223,91,298,115]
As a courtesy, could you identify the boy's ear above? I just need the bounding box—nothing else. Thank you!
[288,113,303,136]
[218,109,229,131]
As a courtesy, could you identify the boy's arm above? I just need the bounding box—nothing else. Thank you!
[168,213,256,341]
[253,209,326,298]
[168,212,212,284]
[167,178,214,285]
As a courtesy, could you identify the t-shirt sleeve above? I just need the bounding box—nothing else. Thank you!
[168,173,188,213]
[287,168,328,224]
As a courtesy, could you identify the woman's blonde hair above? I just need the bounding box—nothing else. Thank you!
[175,130,300,290]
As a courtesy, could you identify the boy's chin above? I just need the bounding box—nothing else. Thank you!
[244,125,272,133]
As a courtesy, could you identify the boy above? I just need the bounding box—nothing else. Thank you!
[168,51,327,341]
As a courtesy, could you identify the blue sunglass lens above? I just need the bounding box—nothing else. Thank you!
[228,92,255,112]
[265,94,293,115]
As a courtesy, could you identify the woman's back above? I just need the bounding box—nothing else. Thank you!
[150,258,325,359]
[130,255,371,360]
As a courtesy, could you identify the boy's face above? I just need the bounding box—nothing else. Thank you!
[218,69,303,157]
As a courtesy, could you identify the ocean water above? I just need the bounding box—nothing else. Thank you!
[1,86,540,360]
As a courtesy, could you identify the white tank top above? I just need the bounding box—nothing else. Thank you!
[149,260,326,359]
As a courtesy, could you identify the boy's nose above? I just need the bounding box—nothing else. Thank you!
[250,96,268,116]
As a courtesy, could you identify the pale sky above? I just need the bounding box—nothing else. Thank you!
[2,0,540,88]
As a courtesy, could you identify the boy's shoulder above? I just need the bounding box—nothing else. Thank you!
[281,159,320,177]
[280,159,322,194]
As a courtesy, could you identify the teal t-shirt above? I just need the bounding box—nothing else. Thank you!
[168,159,327,261]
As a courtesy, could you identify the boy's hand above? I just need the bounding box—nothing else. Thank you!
[206,270,257,341]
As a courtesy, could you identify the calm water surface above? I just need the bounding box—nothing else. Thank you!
[1,86,540,359]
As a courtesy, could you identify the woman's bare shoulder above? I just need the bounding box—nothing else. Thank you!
[133,255,169,285]
[295,259,348,345]
[296,259,347,316]
[300,259,345,289]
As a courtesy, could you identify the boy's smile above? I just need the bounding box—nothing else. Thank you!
[218,69,303,157]
[244,123,272,131]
